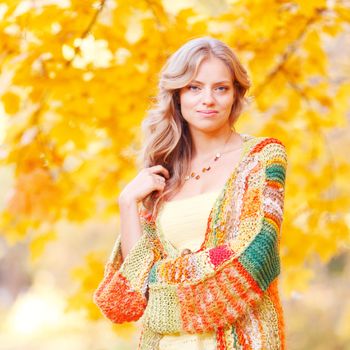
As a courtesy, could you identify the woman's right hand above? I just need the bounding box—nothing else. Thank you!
[118,165,170,204]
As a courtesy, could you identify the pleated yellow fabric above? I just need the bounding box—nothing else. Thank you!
[158,190,221,252]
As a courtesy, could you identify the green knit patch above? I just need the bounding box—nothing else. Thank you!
[149,263,158,284]
[266,164,286,185]
[238,219,280,291]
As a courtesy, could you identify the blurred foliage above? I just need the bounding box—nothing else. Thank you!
[0,0,349,340]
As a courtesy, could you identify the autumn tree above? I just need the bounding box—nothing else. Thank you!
[1,0,349,328]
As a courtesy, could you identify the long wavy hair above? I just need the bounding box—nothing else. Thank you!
[138,36,251,218]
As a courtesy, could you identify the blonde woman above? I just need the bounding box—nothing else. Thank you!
[94,36,288,350]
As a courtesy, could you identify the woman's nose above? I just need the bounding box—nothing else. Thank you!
[201,88,215,105]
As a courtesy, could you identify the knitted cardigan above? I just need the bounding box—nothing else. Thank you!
[93,134,288,350]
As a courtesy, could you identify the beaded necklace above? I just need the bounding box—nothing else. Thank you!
[184,131,241,181]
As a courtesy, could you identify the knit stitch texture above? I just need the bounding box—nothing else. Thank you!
[93,134,288,350]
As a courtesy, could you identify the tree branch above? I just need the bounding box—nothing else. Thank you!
[144,0,165,29]
[253,8,328,98]
[65,0,108,67]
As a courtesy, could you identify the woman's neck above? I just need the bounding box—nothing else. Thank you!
[190,128,241,163]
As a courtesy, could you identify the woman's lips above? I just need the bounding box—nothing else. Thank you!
[197,110,218,116]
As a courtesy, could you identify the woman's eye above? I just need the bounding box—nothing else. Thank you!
[187,85,229,92]
[216,86,229,91]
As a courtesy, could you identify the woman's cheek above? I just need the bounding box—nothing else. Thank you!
[221,95,234,110]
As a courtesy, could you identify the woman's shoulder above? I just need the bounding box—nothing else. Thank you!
[245,134,287,165]
[246,134,286,152]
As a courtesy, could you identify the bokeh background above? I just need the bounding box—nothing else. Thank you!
[0,1,350,349]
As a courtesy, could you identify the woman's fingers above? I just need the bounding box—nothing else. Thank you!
[119,165,169,203]
[148,165,170,179]
[152,174,166,191]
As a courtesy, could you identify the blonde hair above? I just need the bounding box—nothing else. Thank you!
[139,36,251,218]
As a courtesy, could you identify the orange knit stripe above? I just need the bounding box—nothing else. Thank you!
[265,215,280,232]
[177,284,196,332]
[235,324,253,350]
[240,187,261,221]
[223,266,256,316]
[231,259,264,296]
[216,269,242,322]
[196,279,223,329]
[267,280,286,350]
[250,138,284,156]
[265,212,280,227]
[216,327,227,350]
[93,271,147,323]
[209,275,238,327]
[266,179,283,189]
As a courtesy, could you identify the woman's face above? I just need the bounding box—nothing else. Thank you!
[178,56,235,134]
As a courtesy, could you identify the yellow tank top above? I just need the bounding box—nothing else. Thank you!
[157,190,220,350]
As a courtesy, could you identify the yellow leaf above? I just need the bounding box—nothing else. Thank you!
[322,22,343,37]
[1,91,20,114]
[295,0,327,16]
[29,230,57,261]
[7,168,61,220]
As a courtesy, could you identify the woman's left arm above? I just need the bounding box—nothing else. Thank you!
[147,139,287,334]
[93,210,162,324]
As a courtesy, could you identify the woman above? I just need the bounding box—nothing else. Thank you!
[93,36,287,350]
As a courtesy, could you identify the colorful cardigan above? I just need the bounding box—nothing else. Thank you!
[93,134,288,350]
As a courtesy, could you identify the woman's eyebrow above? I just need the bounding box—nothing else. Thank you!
[191,80,232,85]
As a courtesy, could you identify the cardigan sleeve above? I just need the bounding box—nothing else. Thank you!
[145,139,287,334]
[93,209,161,324]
